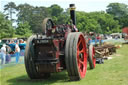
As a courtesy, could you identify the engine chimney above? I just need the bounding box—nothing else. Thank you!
[69,4,76,25]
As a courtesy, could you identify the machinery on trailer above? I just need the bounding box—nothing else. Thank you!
[95,43,116,63]
[86,32,116,63]
[24,4,96,81]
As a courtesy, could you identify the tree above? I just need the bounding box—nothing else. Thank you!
[16,4,51,33]
[76,12,100,33]
[119,15,128,28]
[76,11,120,34]
[29,6,51,33]
[89,12,121,34]
[0,12,14,39]
[49,4,63,17]
[15,21,32,37]
[106,3,128,28]
[2,2,123,35]
[48,4,67,25]
[106,3,128,18]
[54,9,70,25]
[16,3,34,23]
[4,2,16,22]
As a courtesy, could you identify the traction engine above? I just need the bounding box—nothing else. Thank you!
[24,4,96,81]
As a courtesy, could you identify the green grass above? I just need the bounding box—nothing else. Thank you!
[0,45,128,85]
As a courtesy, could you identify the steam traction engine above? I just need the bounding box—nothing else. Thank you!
[24,4,96,81]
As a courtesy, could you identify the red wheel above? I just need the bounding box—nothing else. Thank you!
[76,34,87,78]
[65,32,87,80]
[88,44,96,69]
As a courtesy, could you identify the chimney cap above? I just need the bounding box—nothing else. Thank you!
[69,4,75,8]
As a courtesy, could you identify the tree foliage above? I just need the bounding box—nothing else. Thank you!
[4,2,16,22]
[76,11,120,34]
[106,3,128,18]
[49,4,63,17]
[0,12,14,39]
[1,2,128,39]
[119,15,128,28]
[15,21,32,37]
[106,3,128,28]
[16,4,51,33]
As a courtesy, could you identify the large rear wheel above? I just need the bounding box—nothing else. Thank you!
[24,35,50,79]
[65,32,87,81]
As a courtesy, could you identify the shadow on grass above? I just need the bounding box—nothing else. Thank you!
[7,71,69,85]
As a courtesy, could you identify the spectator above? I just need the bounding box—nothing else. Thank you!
[6,45,11,64]
[8,40,15,57]
[1,44,6,65]
[0,49,1,61]
[15,41,20,63]
[19,39,26,56]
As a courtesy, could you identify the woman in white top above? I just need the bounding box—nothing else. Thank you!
[1,44,6,64]
[15,41,20,63]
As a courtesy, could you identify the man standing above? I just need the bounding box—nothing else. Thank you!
[1,44,6,65]
[15,41,20,63]
[19,39,26,56]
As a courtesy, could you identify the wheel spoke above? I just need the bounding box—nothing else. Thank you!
[79,48,84,53]
[78,59,84,73]
[77,39,82,48]
[79,59,84,65]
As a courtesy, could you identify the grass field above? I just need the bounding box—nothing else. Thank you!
[0,44,128,85]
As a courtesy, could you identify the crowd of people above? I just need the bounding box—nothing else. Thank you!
[0,39,26,65]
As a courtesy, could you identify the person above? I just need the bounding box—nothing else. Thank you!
[5,45,11,64]
[8,40,15,57]
[1,44,6,65]
[19,39,26,56]
[15,41,20,63]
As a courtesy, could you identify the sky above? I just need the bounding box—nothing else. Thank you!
[0,0,128,12]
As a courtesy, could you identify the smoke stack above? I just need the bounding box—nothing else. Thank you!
[69,4,76,25]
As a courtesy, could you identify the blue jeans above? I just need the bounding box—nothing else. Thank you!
[1,53,6,65]
[20,50,25,56]
[15,52,20,63]
[6,54,11,64]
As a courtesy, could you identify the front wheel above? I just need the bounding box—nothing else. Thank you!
[65,32,88,81]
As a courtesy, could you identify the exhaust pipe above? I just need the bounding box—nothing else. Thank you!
[69,4,76,25]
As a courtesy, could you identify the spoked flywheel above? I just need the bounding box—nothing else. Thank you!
[88,44,96,69]
[65,32,88,81]
[42,18,54,36]
[24,35,50,79]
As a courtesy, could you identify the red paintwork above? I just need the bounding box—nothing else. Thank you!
[122,27,128,40]
[96,36,100,40]
[53,39,61,72]
[92,47,96,68]
[77,34,87,78]
[122,27,128,35]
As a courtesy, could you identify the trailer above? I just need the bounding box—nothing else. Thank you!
[86,32,116,63]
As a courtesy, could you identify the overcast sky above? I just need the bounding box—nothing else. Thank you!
[0,0,128,12]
